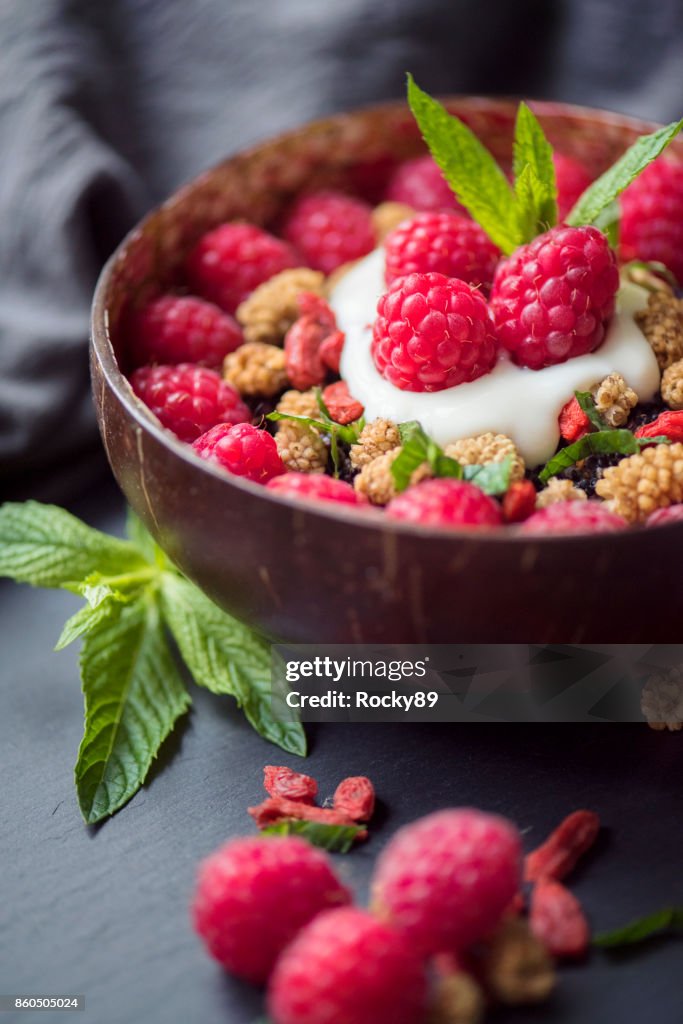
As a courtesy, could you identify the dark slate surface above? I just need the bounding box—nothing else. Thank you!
[1,477,682,1024]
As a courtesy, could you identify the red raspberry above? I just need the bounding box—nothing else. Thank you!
[129,294,243,368]
[646,504,683,527]
[553,153,593,220]
[559,395,591,443]
[131,364,250,442]
[490,225,619,369]
[386,479,503,529]
[267,907,426,1024]
[371,809,522,955]
[193,422,285,483]
[620,158,683,282]
[266,473,361,505]
[192,836,351,985]
[521,500,627,535]
[372,272,498,391]
[386,154,467,215]
[281,191,375,274]
[186,222,297,313]
[384,212,500,291]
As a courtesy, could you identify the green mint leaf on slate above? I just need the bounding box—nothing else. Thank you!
[262,820,364,853]
[407,74,520,254]
[160,573,306,756]
[513,102,558,236]
[0,501,146,588]
[75,594,191,824]
[574,390,606,431]
[594,907,683,949]
[392,421,462,492]
[567,118,683,228]
[463,456,514,496]
[539,430,669,484]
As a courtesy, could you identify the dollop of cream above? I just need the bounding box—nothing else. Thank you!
[332,248,660,467]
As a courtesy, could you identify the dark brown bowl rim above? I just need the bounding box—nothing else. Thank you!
[90,96,683,546]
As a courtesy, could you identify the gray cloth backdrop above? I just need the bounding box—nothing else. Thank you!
[1,0,682,495]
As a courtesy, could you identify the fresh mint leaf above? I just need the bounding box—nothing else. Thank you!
[392,421,462,492]
[407,75,519,253]
[125,509,164,566]
[594,907,683,949]
[0,501,147,589]
[262,820,364,853]
[55,599,121,652]
[592,199,620,248]
[463,456,514,496]
[160,573,306,756]
[539,430,668,484]
[513,103,558,235]
[574,391,605,431]
[567,119,683,227]
[75,594,191,824]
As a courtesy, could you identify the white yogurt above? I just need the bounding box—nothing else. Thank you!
[333,248,660,467]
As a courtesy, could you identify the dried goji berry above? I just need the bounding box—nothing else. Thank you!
[524,810,600,883]
[319,330,345,373]
[248,796,366,838]
[332,776,375,822]
[297,291,337,329]
[263,765,318,804]
[529,880,590,959]
[558,396,591,443]
[322,381,365,426]
[284,291,340,390]
[634,410,683,444]
[502,480,537,523]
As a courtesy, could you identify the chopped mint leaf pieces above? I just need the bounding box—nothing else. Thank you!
[75,595,191,824]
[574,391,606,431]
[539,430,669,484]
[407,75,520,254]
[266,405,363,478]
[463,456,514,496]
[261,820,364,853]
[567,118,683,228]
[594,907,683,949]
[513,102,558,236]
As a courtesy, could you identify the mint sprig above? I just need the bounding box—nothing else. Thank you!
[0,501,306,823]
[594,907,683,949]
[567,118,683,227]
[261,820,364,853]
[513,102,558,236]
[539,430,669,484]
[392,422,513,496]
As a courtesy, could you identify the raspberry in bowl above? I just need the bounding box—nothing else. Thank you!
[91,97,683,643]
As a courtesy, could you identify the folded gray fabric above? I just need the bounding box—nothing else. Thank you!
[1,0,681,490]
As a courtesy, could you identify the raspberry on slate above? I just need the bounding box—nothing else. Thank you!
[371,271,498,391]
[553,152,593,220]
[620,158,683,283]
[266,473,361,505]
[281,190,375,274]
[186,222,298,314]
[520,500,628,535]
[267,907,427,1024]
[490,225,619,369]
[386,479,503,530]
[386,154,467,215]
[384,211,500,291]
[192,422,286,483]
[129,294,243,368]
[192,836,351,985]
[371,808,522,955]
[131,363,250,443]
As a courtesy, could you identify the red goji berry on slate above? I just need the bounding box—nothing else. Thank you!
[525,810,600,883]
[333,776,376,822]
[263,765,318,804]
